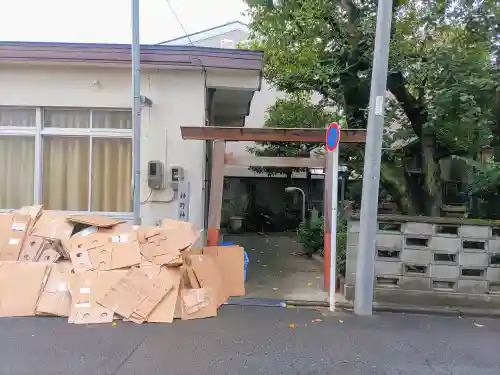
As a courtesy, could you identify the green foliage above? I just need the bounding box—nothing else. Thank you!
[455,156,500,196]
[296,217,347,276]
[244,0,500,215]
[247,93,336,176]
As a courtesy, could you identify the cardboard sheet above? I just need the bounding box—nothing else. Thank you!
[15,205,43,221]
[180,287,217,320]
[87,242,141,271]
[0,262,50,317]
[98,267,174,323]
[141,265,181,323]
[67,215,125,228]
[203,246,245,297]
[68,269,128,324]
[161,219,201,251]
[36,261,73,317]
[0,213,32,261]
[18,236,47,262]
[186,254,226,307]
[32,211,74,257]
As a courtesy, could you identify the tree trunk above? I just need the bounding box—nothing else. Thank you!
[380,163,419,215]
[422,135,442,216]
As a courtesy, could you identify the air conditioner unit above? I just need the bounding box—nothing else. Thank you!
[220,39,235,49]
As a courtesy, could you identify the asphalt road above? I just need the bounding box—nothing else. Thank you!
[1,306,499,375]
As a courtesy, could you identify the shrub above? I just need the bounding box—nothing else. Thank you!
[297,217,347,276]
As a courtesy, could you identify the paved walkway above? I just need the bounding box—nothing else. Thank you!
[225,233,329,302]
[1,307,499,374]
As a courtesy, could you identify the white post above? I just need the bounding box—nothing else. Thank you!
[329,129,340,312]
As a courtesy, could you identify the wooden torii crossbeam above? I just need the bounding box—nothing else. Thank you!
[180,126,367,290]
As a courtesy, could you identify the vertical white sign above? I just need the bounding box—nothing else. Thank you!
[177,181,190,221]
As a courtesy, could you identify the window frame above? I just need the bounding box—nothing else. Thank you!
[0,106,133,218]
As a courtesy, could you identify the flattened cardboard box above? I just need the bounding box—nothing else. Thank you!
[185,254,226,308]
[19,237,61,264]
[36,261,73,317]
[67,215,125,228]
[18,236,47,262]
[98,267,173,324]
[160,219,201,251]
[69,234,112,273]
[68,270,128,324]
[88,242,141,271]
[203,246,245,297]
[0,262,50,317]
[32,211,74,257]
[0,213,32,261]
[140,265,181,323]
[69,232,141,272]
[177,258,219,321]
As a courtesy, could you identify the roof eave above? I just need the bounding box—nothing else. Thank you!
[0,42,264,71]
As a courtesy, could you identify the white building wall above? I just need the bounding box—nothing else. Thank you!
[173,26,326,179]
[0,64,206,229]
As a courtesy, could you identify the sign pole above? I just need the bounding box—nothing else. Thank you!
[326,122,340,312]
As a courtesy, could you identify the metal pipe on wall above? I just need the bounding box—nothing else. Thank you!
[132,0,142,225]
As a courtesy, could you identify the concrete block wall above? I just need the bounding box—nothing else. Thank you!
[345,216,500,310]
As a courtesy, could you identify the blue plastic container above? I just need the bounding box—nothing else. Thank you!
[219,241,249,282]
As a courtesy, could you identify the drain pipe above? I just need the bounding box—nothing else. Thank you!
[131,0,141,225]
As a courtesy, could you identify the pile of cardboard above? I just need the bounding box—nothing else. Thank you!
[0,206,245,324]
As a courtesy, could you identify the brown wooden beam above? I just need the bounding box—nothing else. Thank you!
[224,154,326,168]
[181,126,366,143]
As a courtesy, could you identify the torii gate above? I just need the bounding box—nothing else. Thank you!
[180,126,367,292]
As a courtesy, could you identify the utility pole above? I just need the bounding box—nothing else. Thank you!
[132,0,142,225]
[354,0,393,315]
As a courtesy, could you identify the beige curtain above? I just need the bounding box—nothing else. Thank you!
[0,136,35,208]
[44,109,90,128]
[0,107,36,127]
[42,109,132,212]
[91,110,132,129]
[43,136,90,210]
[91,138,132,212]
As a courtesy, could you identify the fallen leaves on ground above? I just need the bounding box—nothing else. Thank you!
[289,324,295,329]
[307,282,313,286]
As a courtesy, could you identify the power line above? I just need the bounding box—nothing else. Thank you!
[164,0,194,45]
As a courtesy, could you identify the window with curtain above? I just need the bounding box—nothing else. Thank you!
[42,108,132,212]
[0,107,36,208]
[0,106,132,213]
[0,136,35,208]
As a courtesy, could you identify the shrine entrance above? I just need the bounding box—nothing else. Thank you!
[181,126,366,303]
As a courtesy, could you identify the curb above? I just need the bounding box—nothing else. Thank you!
[284,300,500,318]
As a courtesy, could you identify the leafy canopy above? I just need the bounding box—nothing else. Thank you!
[247,93,335,176]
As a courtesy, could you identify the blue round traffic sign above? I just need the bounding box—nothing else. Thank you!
[326,122,340,151]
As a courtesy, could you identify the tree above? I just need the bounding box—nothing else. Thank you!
[247,93,335,217]
[247,93,335,181]
[245,0,499,216]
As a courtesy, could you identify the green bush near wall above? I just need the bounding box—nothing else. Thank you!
[297,218,347,276]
